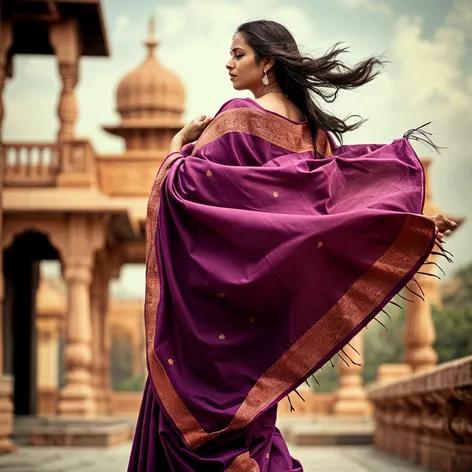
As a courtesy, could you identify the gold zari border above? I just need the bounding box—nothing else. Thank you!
[145,154,207,443]
[145,140,433,451]
[225,452,260,472]
[191,106,333,157]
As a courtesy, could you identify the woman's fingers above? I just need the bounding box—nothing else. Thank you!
[433,215,458,234]
[202,116,213,127]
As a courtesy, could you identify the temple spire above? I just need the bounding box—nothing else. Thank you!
[144,16,159,56]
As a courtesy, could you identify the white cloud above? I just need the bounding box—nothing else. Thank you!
[466,75,472,94]
[390,15,469,108]
[446,0,472,38]
[383,1,472,271]
[338,0,392,14]
[113,13,131,45]
[153,0,319,120]
[309,0,472,271]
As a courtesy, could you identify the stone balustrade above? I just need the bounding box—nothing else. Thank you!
[3,138,98,188]
[3,142,59,187]
[368,355,472,472]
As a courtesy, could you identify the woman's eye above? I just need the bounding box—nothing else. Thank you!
[235,55,243,59]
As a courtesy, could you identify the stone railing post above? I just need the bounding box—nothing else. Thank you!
[333,332,370,416]
[402,281,438,373]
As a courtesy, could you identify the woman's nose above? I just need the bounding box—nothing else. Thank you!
[226,61,233,71]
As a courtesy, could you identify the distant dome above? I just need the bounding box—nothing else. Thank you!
[116,18,185,122]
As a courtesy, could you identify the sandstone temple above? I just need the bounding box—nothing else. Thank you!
[0,1,470,471]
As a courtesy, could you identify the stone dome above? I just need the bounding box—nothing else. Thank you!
[116,18,185,123]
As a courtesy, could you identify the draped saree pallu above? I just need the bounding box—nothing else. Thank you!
[128,98,445,471]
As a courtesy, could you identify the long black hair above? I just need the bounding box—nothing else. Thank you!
[236,20,386,143]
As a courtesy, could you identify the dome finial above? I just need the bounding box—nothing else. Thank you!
[145,16,159,56]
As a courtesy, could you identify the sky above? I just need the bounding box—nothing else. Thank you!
[4,0,471,299]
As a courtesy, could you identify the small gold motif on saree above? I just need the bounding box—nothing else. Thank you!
[206,170,213,177]
[266,453,270,459]
[273,191,279,198]
[168,358,174,365]
[216,292,226,298]
[317,241,324,248]
[249,317,256,323]
[219,334,226,340]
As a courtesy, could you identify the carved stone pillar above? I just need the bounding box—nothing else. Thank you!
[90,249,121,416]
[333,332,370,416]
[56,63,78,141]
[36,319,60,416]
[57,216,106,417]
[90,275,102,414]
[376,363,412,383]
[90,250,112,416]
[402,276,437,373]
[0,20,15,454]
[49,19,80,141]
[402,156,462,373]
[99,281,112,415]
[57,256,95,417]
[0,23,13,144]
[101,253,122,415]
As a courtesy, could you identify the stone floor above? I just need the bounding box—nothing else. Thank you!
[0,442,433,471]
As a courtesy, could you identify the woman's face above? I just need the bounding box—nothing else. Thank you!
[226,33,265,93]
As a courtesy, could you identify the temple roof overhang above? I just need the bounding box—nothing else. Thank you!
[2,0,109,57]
[3,187,144,242]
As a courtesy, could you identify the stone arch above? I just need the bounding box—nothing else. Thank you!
[2,219,67,261]
[2,216,108,270]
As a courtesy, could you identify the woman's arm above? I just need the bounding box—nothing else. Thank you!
[168,115,213,155]
[169,134,186,154]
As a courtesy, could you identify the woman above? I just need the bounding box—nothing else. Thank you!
[128,20,456,471]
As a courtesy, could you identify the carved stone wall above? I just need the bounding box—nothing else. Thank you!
[368,355,472,472]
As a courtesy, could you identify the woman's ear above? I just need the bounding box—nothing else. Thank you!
[264,57,275,72]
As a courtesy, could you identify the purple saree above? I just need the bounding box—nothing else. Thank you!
[128,98,436,471]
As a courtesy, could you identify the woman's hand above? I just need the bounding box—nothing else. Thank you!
[175,114,213,145]
[432,214,457,241]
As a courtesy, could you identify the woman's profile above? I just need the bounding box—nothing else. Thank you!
[128,19,456,471]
